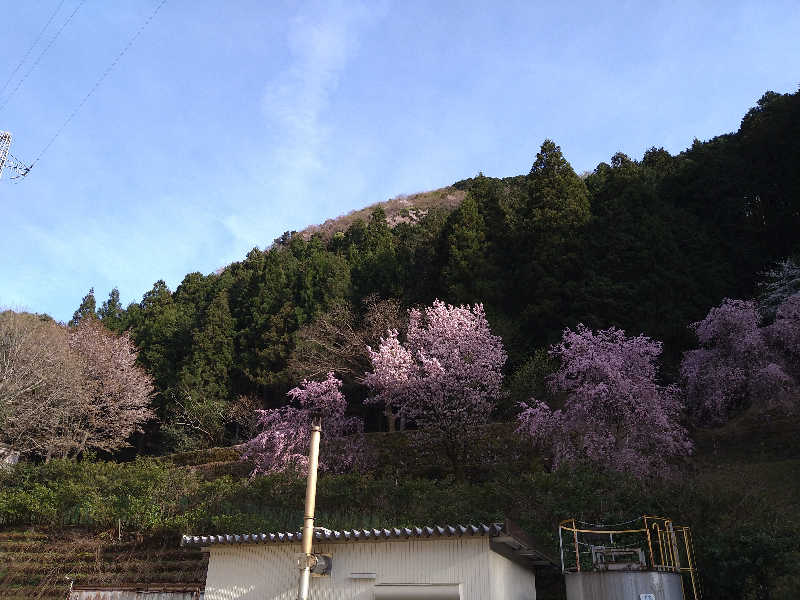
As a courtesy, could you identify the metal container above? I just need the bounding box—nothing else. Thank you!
[566,571,684,600]
[558,516,701,600]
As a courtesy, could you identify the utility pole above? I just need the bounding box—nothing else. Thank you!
[0,131,32,180]
[297,415,322,599]
[296,414,332,599]
[0,132,10,177]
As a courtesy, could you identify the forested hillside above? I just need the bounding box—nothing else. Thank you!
[2,88,800,600]
[59,88,799,455]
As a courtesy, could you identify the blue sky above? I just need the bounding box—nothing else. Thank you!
[1,0,798,322]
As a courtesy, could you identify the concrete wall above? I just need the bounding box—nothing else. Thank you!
[204,537,532,600]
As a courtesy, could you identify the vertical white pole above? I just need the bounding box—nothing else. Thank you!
[298,416,322,600]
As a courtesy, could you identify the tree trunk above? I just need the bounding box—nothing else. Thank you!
[444,441,465,482]
[385,406,396,432]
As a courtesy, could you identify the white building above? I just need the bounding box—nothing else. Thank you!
[70,584,204,600]
[182,521,555,600]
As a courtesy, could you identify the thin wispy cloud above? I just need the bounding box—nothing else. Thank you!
[223,1,386,247]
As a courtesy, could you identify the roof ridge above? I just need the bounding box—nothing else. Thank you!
[182,522,504,547]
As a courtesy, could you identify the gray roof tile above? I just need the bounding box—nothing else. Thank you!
[181,522,505,548]
[181,520,559,571]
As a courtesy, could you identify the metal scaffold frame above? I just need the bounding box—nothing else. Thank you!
[558,515,702,600]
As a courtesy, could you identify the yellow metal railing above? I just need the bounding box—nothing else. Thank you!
[558,515,701,600]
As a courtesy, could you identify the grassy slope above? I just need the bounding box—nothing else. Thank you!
[688,413,800,598]
[693,413,800,520]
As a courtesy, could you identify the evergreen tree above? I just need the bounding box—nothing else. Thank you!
[182,290,235,401]
[169,290,236,449]
[737,91,800,259]
[69,288,97,327]
[172,272,217,374]
[349,208,401,299]
[511,140,591,352]
[525,139,590,229]
[129,280,181,415]
[97,288,124,333]
[394,206,450,306]
[442,193,490,304]
[581,153,733,359]
[234,238,351,403]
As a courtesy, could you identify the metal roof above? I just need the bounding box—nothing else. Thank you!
[181,520,557,569]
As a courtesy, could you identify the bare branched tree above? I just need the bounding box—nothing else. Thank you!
[167,386,227,449]
[0,311,84,458]
[289,295,404,384]
[226,394,262,443]
[0,311,154,460]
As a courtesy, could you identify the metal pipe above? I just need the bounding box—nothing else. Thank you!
[666,521,679,571]
[572,519,580,572]
[684,528,701,600]
[644,516,655,568]
[297,415,322,600]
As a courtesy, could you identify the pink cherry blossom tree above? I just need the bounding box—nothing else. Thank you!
[517,325,692,479]
[681,295,799,425]
[242,372,364,475]
[364,300,507,477]
[769,293,800,366]
[68,319,155,456]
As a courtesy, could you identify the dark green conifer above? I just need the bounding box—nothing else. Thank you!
[69,288,97,327]
[97,288,124,333]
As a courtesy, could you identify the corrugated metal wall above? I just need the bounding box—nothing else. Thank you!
[489,551,537,600]
[204,537,535,600]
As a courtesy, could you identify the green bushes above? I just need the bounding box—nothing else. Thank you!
[1,452,798,599]
[0,485,58,525]
[0,458,199,533]
[0,456,617,539]
[164,446,243,467]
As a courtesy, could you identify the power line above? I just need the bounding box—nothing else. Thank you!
[0,0,68,98]
[30,0,169,168]
[0,0,86,114]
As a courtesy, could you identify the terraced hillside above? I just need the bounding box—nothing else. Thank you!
[0,530,206,600]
